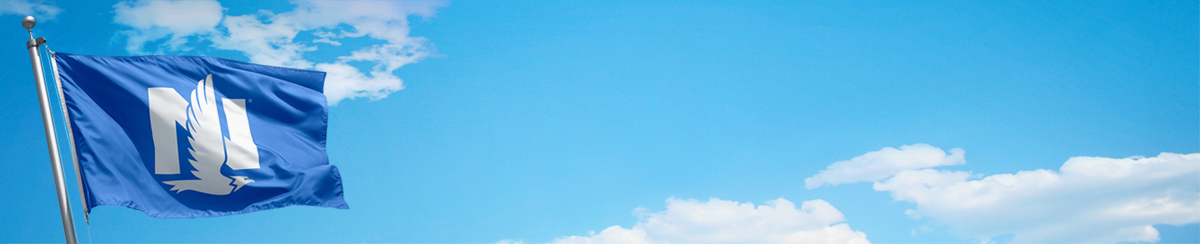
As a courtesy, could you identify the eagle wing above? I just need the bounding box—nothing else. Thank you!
[164,74,234,194]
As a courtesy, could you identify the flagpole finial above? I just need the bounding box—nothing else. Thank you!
[22,16,35,30]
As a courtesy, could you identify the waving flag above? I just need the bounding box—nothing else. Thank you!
[54,53,348,219]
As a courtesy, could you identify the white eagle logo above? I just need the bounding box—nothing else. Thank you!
[148,74,259,195]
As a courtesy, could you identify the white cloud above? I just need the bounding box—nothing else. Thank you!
[500,197,871,244]
[812,145,1200,243]
[804,144,965,189]
[113,0,224,54]
[112,0,446,105]
[0,0,61,20]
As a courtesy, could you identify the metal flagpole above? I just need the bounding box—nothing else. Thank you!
[23,16,79,244]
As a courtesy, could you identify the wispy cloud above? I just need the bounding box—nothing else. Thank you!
[809,144,1200,243]
[804,144,965,189]
[113,0,223,53]
[112,0,446,105]
[499,197,870,244]
[0,0,61,20]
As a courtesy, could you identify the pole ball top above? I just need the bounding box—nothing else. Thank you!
[22,16,35,30]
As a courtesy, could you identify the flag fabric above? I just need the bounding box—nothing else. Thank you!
[54,53,348,219]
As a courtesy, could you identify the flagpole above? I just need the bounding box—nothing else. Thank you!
[23,16,79,244]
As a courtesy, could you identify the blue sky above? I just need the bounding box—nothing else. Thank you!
[0,0,1197,243]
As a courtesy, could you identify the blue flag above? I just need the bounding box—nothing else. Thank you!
[55,53,348,219]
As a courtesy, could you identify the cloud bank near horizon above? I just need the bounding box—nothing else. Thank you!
[807,144,1200,243]
[112,0,446,105]
[499,197,870,244]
